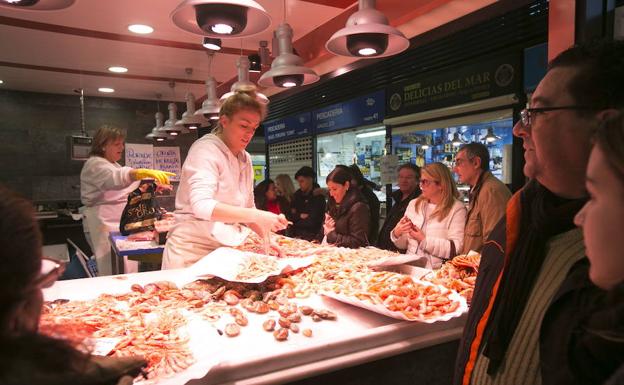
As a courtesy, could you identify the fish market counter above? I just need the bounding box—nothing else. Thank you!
[44,269,466,385]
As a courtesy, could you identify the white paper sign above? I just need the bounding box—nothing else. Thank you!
[125,143,154,169]
[380,155,399,185]
[154,146,181,181]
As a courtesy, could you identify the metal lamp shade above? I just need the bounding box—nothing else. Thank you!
[160,103,183,136]
[195,77,221,120]
[202,37,222,51]
[220,56,269,104]
[146,112,169,141]
[0,0,75,10]
[325,0,409,58]
[258,23,319,88]
[171,0,271,38]
[181,92,207,129]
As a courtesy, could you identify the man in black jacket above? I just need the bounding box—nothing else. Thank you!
[290,166,326,241]
[453,40,624,385]
[377,163,421,252]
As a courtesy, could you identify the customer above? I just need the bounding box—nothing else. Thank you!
[453,143,511,254]
[0,185,146,385]
[570,113,624,385]
[274,174,295,206]
[391,162,466,269]
[254,179,288,215]
[453,40,624,385]
[80,125,174,275]
[162,86,287,269]
[323,166,370,248]
[377,163,421,252]
[349,164,380,245]
[290,166,326,241]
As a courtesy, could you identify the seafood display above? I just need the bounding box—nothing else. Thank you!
[235,254,278,281]
[424,252,481,304]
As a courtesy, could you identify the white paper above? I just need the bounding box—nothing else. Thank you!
[125,143,154,169]
[188,247,315,284]
[211,222,251,247]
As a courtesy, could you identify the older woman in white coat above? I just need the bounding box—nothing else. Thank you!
[80,125,173,276]
[162,86,288,269]
[391,162,466,269]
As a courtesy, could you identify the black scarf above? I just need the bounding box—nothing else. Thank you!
[483,180,587,374]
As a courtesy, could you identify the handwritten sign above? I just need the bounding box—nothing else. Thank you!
[125,143,154,169]
[154,146,181,181]
[380,155,399,185]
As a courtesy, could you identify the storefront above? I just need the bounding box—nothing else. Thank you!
[264,112,314,182]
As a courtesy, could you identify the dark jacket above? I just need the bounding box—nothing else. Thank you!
[453,214,613,385]
[290,188,326,242]
[376,188,421,252]
[361,186,380,245]
[325,188,370,248]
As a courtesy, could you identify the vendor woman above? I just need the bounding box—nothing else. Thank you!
[162,86,288,269]
[80,125,174,276]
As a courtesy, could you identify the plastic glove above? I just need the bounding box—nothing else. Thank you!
[133,169,176,185]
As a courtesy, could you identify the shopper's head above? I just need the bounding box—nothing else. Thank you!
[294,166,316,193]
[274,174,295,202]
[90,125,126,162]
[213,85,267,154]
[513,40,624,198]
[574,112,624,290]
[0,186,46,336]
[417,162,459,220]
[326,166,353,204]
[397,163,420,196]
[454,142,490,186]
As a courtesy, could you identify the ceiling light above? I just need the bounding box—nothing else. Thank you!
[161,103,183,136]
[451,132,464,147]
[0,80,3,84]
[0,0,74,10]
[421,144,430,150]
[248,53,261,73]
[171,0,271,38]
[258,23,319,89]
[220,56,269,104]
[98,87,114,93]
[326,0,409,58]
[196,77,221,120]
[146,112,169,142]
[202,37,222,51]
[181,92,207,129]
[355,129,385,138]
[482,127,500,143]
[128,24,154,34]
[108,66,128,73]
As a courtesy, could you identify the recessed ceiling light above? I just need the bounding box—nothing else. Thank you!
[98,87,115,93]
[0,80,4,84]
[108,66,128,73]
[128,24,154,34]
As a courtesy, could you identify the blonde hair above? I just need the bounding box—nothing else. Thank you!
[274,174,295,203]
[212,85,267,134]
[90,125,125,157]
[413,162,460,221]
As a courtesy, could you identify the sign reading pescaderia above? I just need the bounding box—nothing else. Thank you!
[264,111,312,144]
[385,54,521,118]
[313,90,385,134]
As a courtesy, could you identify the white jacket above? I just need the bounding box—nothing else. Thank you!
[391,198,467,269]
[80,156,136,208]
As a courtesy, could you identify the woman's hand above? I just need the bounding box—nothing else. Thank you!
[323,213,335,235]
[392,216,412,238]
[253,211,289,233]
[408,225,425,242]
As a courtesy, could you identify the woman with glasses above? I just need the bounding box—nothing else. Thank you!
[391,162,466,269]
[0,185,146,384]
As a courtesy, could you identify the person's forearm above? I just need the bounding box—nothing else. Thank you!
[211,202,258,223]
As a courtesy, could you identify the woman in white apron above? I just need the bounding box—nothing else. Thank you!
[162,86,288,269]
[80,125,174,276]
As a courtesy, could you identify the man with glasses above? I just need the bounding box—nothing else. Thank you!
[454,39,624,385]
[453,142,511,254]
[377,163,421,251]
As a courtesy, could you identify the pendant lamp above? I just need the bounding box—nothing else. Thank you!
[181,92,207,130]
[196,77,221,121]
[220,56,269,104]
[258,23,319,88]
[451,132,464,147]
[202,37,222,51]
[160,103,184,137]
[171,0,271,38]
[326,0,409,58]
[0,0,75,10]
[146,112,168,142]
[482,127,500,143]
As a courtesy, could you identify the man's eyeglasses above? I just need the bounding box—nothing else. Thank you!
[33,257,66,289]
[419,178,439,187]
[519,106,595,128]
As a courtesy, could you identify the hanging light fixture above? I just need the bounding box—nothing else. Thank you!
[0,0,75,10]
[258,23,319,88]
[482,127,500,143]
[248,53,262,73]
[161,102,185,137]
[196,77,221,121]
[258,40,270,69]
[326,0,409,58]
[171,0,271,38]
[181,92,207,130]
[451,132,464,147]
[202,37,222,51]
[220,55,269,103]
[146,94,168,142]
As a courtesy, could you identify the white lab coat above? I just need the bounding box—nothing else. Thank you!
[162,134,255,269]
[390,199,466,269]
[80,156,139,275]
